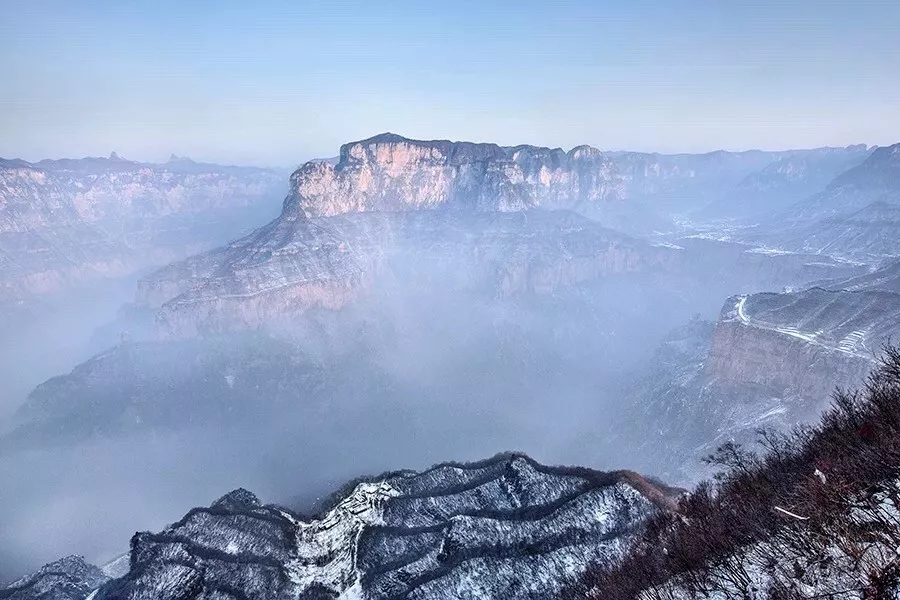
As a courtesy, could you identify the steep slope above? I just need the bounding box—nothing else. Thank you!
[11,454,678,600]
[0,154,285,308]
[754,143,900,262]
[783,142,900,222]
[695,145,872,220]
[282,134,786,225]
[614,260,900,483]
[573,350,900,599]
[137,209,676,338]
[0,556,109,600]
[283,134,622,218]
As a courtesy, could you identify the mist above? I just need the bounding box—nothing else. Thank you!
[0,217,843,585]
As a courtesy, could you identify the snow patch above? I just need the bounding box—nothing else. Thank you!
[281,481,399,597]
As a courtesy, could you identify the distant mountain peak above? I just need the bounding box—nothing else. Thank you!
[356,131,413,145]
[211,488,261,511]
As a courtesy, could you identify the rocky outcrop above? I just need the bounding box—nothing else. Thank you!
[29,453,674,600]
[706,293,879,400]
[613,260,900,484]
[283,134,623,219]
[283,134,811,224]
[137,210,676,338]
[0,154,285,306]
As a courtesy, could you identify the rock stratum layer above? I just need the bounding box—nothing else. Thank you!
[5,454,680,600]
[283,134,826,223]
[617,259,900,483]
[137,209,677,338]
[0,154,285,308]
[283,134,625,218]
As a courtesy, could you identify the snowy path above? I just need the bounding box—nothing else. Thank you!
[731,296,871,360]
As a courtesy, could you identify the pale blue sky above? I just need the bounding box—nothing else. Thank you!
[2,0,899,165]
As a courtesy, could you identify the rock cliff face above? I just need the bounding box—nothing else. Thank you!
[137,209,675,338]
[11,454,678,600]
[283,134,625,219]
[0,154,285,307]
[282,134,821,227]
[613,260,900,484]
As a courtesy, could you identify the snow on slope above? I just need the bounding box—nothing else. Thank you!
[8,454,674,600]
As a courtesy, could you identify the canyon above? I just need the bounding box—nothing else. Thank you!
[3,133,900,597]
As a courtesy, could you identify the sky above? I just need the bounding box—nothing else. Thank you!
[1,0,899,166]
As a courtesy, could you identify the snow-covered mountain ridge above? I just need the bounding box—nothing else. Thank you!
[3,454,681,600]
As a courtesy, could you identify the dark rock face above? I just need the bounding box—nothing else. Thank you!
[85,454,671,600]
[0,155,285,309]
[0,556,108,600]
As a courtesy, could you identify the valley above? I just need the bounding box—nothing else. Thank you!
[2,133,900,598]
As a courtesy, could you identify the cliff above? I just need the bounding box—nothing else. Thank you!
[137,209,676,338]
[612,261,900,484]
[0,155,285,307]
[281,133,625,219]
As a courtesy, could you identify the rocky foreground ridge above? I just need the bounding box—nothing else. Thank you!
[2,454,681,600]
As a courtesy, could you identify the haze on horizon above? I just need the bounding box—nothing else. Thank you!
[2,0,899,166]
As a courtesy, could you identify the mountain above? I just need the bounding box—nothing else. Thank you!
[746,143,900,262]
[135,209,677,338]
[695,145,872,220]
[0,154,286,315]
[775,200,900,262]
[283,134,789,225]
[783,142,900,222]
[613,259,900,483]
[134,135,875,339]
[0,556,109,600]
[6,454,680,600]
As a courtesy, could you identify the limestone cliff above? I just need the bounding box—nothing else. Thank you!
[282,133,625,219]
[0,155,285,308]
[138,210,676,338]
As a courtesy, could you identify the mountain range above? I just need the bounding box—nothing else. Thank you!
[0,153,286,323]
[4,133,900,598]
[2,454,681,600]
